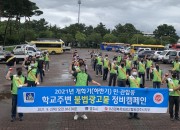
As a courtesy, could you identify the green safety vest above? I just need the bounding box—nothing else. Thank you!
[75,72,88,86]
[126,60,132,69]
[27,66,37,82]
[45,54,50,61]
[153,69,162,82]
[133,55,138,61]
[34,61,38,68]
[110,63,117,74]
[138,62,145,73]
[168,78,180,96]
[173,62,180,71]
[103,58,109,68]
[12,75,25,95]
[118,67,127,80]
[129,76,141,88]
[117,56,122,63]
[97,57,102,65]
[146,60,153,68]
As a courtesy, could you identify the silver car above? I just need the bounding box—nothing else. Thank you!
[152,51,163,61]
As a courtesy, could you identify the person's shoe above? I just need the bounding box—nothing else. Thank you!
[11,117,15,122]
[74,114,79,120]
[19,117,23,121]
[175,117,180,121]
[128,115,133,119]
[170,117,174,121]
[81,114,88,120]
[134,116,140,120]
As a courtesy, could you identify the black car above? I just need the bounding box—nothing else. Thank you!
[138,50,155,59]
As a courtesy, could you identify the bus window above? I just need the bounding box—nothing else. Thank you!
[35,44,61,48]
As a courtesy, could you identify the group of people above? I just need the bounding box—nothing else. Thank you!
[90,50,180,120]
[5,51,50,122]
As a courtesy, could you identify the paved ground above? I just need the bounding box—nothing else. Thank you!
[0,49,180,130]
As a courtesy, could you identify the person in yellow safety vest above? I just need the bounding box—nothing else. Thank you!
[138,58,146,88]
[117,54,122,65]
[6,67,27,122]
[145,58,153,81]
[44,52,50,71]
[72,64,100,120]
[172,57,180,80]
[133,54,138,68]
[127,68,141,120]
[152,64,163,88]
[162,72,180,121]
[27,61,40,87]
[125,58,132,76]
[103,54,110,81]
[96,54,103,76]
[117,61,127,87]
[108,58,117,86]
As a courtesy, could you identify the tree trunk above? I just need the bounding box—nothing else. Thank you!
[3,17,11,46]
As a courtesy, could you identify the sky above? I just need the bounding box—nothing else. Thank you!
[31,0,180,35]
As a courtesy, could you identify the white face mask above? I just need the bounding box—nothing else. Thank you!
[30,64,35,67]
[132,72,138,76]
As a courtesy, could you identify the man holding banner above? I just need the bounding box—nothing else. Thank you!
[72,63,101,120]
[128,68,142,119]
[6,67,27,122]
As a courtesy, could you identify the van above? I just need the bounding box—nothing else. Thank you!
[136,48,151,54]
[169,51,180,63]
[158,50,176,63]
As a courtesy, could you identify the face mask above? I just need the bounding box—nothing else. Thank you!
[156,66,159,69]
[121,64,124,67]
[17,71,22,76]
[30,64,35,67]
[132,72,137,76]
[141,60,143,62]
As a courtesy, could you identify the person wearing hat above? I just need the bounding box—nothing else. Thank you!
[172,57,180,80]
[162,72,180,121]
[72,63,101,120]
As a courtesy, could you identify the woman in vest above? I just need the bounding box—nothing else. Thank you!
[72,64,100,120]
[96,54,103,76]
[146,58,153,81]
[162,73,180,121]
[6,67,27,122]
[127,68,141,120]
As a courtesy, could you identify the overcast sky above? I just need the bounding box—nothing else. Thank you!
[32,0,180,35]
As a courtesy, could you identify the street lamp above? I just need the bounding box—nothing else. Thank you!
[78,0,81,24]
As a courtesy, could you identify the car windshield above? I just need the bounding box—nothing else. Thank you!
[160,51,167,55]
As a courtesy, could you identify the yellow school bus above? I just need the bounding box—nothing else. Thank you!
[31,41,64,54]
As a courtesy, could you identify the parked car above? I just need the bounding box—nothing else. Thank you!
[169,51,180,63]
[158,50,176,63]
[136,48,151,54]
[138,50,155,59]
[151,51,163,61]
[124,47,131,54]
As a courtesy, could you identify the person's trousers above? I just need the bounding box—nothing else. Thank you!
[126,69,131,76]
[153,81,161,88]
[133,61,137,68]
[27,80,37,87]
[38,69,43,82]
[103,68,108,80]
[138,73,145,88]
[108,73,117,86]
[96,65,102,75]
[169,96,179,118]
[117,80,126,87]
[11,94,23,118]
[93,62,96,71]
[45,61,49,70]
[146,68,150,80]
[174,71,179,80]
[129,113,138,117]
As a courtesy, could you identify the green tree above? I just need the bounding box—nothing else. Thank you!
[94,22,110,37]
[75,31,86,47]
[103,34,117,43]
[153,24,179,44]
[87,32,102,47]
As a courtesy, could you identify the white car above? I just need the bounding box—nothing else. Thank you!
[152,51,163,61]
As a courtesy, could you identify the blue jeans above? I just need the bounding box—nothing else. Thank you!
[11,94,23,118]
[153,82,161,88]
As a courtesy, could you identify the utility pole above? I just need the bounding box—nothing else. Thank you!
[78,0,81,24]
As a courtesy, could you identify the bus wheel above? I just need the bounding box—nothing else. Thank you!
[51,51,56,55]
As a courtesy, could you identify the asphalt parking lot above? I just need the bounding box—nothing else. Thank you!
[0,49,180,130]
